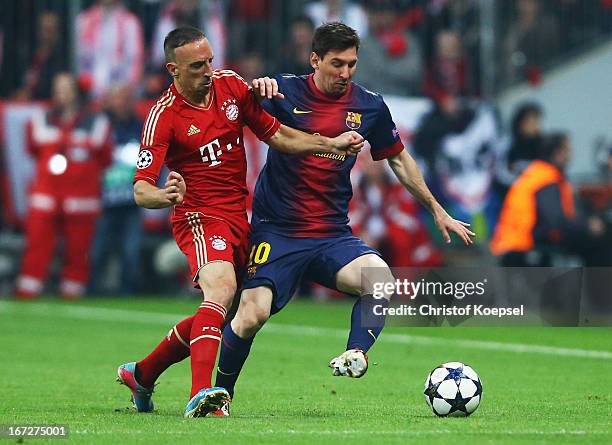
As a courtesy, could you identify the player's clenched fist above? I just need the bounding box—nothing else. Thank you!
[330,130,364,156]
[252,77,285,100]
[163,171,186,204]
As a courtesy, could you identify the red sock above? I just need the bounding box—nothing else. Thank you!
[189,301,226,398]
[136,315,194,388]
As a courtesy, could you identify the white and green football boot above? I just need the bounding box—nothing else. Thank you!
[329,349,368,378]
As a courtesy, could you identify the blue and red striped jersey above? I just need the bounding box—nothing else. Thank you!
[252,73,404,237]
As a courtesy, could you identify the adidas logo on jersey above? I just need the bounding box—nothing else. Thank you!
[187,124,201,136]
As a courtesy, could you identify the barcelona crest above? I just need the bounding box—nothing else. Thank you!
[345,111,362,130]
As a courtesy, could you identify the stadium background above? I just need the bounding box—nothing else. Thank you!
[0,0,610,296]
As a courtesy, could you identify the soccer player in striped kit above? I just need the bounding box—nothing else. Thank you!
[116,26,364,418]
[212,22,475,412]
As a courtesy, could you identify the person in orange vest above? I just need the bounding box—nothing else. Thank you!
[490,132,607,266]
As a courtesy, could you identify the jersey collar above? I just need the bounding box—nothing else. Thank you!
[170,82,214,110]
[307,73,352,102]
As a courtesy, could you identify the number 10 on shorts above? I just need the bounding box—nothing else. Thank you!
[248,242,271,266]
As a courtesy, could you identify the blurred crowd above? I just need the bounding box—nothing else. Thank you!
[0,0,611,298]
[3,0,612,99]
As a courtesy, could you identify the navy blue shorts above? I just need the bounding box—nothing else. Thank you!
[242,230,380,314]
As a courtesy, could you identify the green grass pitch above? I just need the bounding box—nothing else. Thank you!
[1,297,611,444]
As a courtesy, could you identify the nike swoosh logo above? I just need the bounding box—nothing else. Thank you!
[292,107,312,114]
[367,329,377,341]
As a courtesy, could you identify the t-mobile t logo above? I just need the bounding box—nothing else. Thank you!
[199,137,240,167]
[199,139,223,167]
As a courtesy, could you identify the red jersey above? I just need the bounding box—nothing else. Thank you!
[133,70,281,218]
[28,109,112,199]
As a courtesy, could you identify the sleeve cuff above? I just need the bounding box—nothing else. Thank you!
[133,174,158,185]
[260,118,282,141]
[371,140,405,161]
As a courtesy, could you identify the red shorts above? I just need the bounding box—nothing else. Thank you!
[172,211,250,284]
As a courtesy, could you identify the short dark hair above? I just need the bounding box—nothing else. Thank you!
[511,102,542,136]
[312,22,360,59]
[164,26,205,62]
[539,132,568,161]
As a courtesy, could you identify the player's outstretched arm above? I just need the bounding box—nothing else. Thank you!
[387,150,475,245]
[267,125,364,156]
[134,171,186,209]
[248,77,362,155]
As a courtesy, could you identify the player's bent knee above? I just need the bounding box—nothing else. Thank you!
[233,306,269,338]
[235,287,272,335]
[337,254,393,297]
[197,265,237,308]
[214,280,238,304]
[240,291,271,326]
[198,261,237,307]
[242,302,270,329]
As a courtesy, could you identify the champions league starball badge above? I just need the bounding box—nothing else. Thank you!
[136,150,153,169]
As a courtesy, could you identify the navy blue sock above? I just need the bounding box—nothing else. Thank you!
[346,294,389,352]
[215,324,254,398]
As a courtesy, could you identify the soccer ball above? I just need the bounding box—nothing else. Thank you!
[423,362,483,417]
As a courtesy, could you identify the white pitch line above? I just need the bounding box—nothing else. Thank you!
[1,302,611,360]
[262,324,612,359]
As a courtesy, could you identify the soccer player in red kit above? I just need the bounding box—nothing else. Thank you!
[116,26,364,418]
